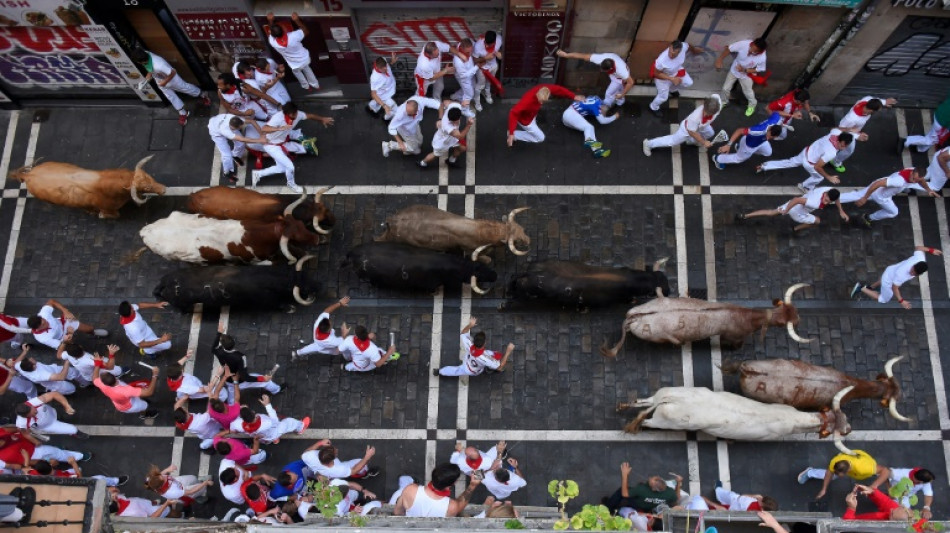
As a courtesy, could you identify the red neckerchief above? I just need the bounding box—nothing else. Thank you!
[22,404,35,429]
[159,477,172,493]
[374,65,390,77]
[354,337,371,352]
[315,329,330,340]
[606,67,616,75]
[427,482,451,497]
[854,101,868,116]
[116,497,131,515]
[910,467,922,482]
[456,45,470,62]
[174,414,193,431]
[222,86,237,95]
[899,168,914,182]
[470,345,485,358]
[465,456,482,471]
[32,324,49,334]
[242,416,262,433]
[166,376,184,391]
[484,38,496,54]
[747,501,762,511]
[119,310,135,325]
[701,114,714,124]
[284,113,295,126]
[275,35,288,47]
[242,480,269,512]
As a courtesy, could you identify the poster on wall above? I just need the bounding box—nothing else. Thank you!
[682,8,777,94]
[0,25,136,98]
[0,0,92,27]
[503,0,568,91]
[83,25,159,102]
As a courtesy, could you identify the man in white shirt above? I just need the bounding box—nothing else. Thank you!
[301,439,379,480]
[132,49,209,126]
[839,167,937,226]
[15,391,86,438]
[851,246,942,309]
[451,38,479,118]
[649,40,703,117]
[473,31,503,111]
[59,340,124,387]
[118,301,170,358]
[736,187,848,233]
[418,103,474,169]
[758,130,854,192]
[715,38,768,117]
[450,441,506,476]
[250,102,334,193]
[557,49,633,108]
[13,345,77,395]
[165,351,227,401]
[831,95,897,172]
[292,297,348,362]
[207,114,264,185]
[255,57,291,105]
[435,317,514,377]
[173,394,224,451]
[368,55,397,120]
[266,12,319,91]
[229,394,309,444]
[382,96,442,157]
[338,325,397,372]
[413,41,456,99]
[218,460,252,505]
[27,299,108,351]
[483,458,527,499]
[870,466,936,518]
[643,94,722,156]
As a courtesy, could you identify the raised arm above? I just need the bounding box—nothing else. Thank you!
[291,12,309,37]
[556,50,591,62]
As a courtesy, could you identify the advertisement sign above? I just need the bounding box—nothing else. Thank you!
[503,0,568,89]
[0,0,92,27]
[729,0,862,6]
[83,24,159,102]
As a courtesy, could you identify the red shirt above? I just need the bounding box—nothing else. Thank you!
[843,488,900,520]
[768,91,803,123]
[508,84,576,134]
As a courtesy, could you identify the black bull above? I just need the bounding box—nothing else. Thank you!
[154,257,320,312]
[503,259,671,309]
[343,242,497,293]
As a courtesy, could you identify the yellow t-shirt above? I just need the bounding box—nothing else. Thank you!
[828,450,877,480]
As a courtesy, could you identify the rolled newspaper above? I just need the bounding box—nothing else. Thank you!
[389,332,395,347]
[267,364,280,378]
[138,361,157,371]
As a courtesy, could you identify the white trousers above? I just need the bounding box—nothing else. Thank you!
[369,90,396,119]
[603,78,626,108]
[258,144,300,186]
[474,64,498,108]
[10,376,36,397]
[261,417,304,443]
[235,375,281,395]
[297,342,341,357]
[291,64,319,90]
[176,386,228,402]
[717,136,772,164]
[722,72,757,107]
[647,122,713,149]
[439,364,478,377]
[212,134,247,174]
[513,119,545,143]
[561,106,597,142]
[419,77,445,101]
[832,141,856,166]
[39,380,75,396]
[143,340,172,355]
[386,127,424,155]
[761,149,825,190]
[928,153,949,191]
[33,416,78,436]
[160,76,201,113]
[839,187,898,221]
[246,450,268,465]
[33,445,82,463]
[119,396,149,414]
[907,116,946,152]
[651,73,693,111]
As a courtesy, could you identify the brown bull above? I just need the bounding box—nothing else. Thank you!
[377,204,531,257]
[601,284,812,357]
[721,356,909,421]
[186,186,334,235]
[8,156,165,218]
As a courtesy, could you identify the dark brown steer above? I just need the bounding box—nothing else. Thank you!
[187,186,334,235]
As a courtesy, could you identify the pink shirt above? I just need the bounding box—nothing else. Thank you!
[213,436,253,465]
[208,402,241,427]
[93,378,141,411]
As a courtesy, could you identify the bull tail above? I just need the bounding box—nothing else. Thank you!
[623,404,658,434]
[122,246,149,265]
[7,165,30,182]
[599,317,632,358]
[719,359,742,375]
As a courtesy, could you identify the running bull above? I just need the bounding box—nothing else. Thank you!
[139,211,320,264]
[601,283,812,356]
[154,256,320,312]
[187,186,335,235]
[502,258,671,310]
[377,205,531,257]
[721,356,910,420]
[8,155,165,218]
[343,242,497,294]
[617,386,856,453]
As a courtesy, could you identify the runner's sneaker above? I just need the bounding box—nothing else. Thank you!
[381,141,391,158]
[797,182,808,194]
[287,183,303,194]
[93,329,109,338]
[298,416,311,433]
[745,105,755,117]
[178,111,190,126]
[642,139,652,157]
[861,213,872,227]
[300,137,318,156]
[712,155,725,170]
[73,430,89,440]
[584,140,603,150]
[140,410,159,420]
[432,367,441,377]
[474,102,483,112]
[462,107,476,118]
[850,282,863,299]
[593,148,611,158]
[418,160,429,169]
[117,475,130,486]
[251,170,262,187]
[291,350,301,363]
[797,469,811,485]
[484,93,493,105]
[833,164,846,173]
[389,352,401,361]
[80,452,93,462]
[200,94,211,107]
[755,165,764,174]
[365,467,380,478]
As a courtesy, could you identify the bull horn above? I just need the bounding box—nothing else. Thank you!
[786,322,814,344]
[505,207,531,256]
[508,238,529,256]
[505,207,530,222]
[279,235,296,264]
[295,254,315,272]
[652,257,669,272]
[832,385,855,412]
[293,286,315,306]
[311,187,333,235]
[470,275,488,295]
[134,155,154,171]
[783,283,809,304]
[832,430,857,456]
[130,180,147,205]
[888,398,911,422]
[314,186,332,203]
[471,244,491,262]
[884,356,904,378]
[283,191,307,218]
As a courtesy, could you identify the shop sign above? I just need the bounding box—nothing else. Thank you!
[83,24,159,101]
[0,0,92,27]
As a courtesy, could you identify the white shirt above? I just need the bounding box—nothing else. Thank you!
[265,110,306,144]
[459,332,502,376]
[370,65,396,98]
[147,52,174,82]
[414,41,450,80]
[873,172,912,200]
[449,448,497,475]
[33,305,65,349]
[60,351,96,382]
[589,52,630,82]
[122,305,160,350]
[230,412,276,441]
[883,251,926,288]
[308,312,343,352]
[654,45,688,76]
[888,468,934,498]
[209,113,240,140]
[388,96,441,136]
[118,497,165,517]
[802,186,833,212]
[184,411,221,440]
[268,29,310,69]
[339,336,383,370]
[453,50,478,80]
[302,454,353,480]
[171,373,206,398]
[16,397,56,430]
[683,96,721,132]
[482,470,527,499]
[473,34,503,70]
[219,459,248,504]
[805,131,840,165]
[15,361,62,386]
[728,40,767,79]
[432,103,462,151]
[838,96,883,131]
[255,58,291,104]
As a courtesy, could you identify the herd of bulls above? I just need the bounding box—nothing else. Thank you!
[7,159,909,450]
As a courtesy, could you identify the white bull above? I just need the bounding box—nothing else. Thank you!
[618,386,854,452]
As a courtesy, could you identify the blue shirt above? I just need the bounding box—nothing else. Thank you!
[268,460,309,500]
[744,112,782,149]
[572,96,604,117]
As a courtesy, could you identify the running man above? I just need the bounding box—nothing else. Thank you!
[850,246,942,309]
